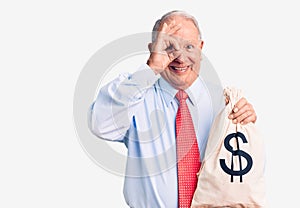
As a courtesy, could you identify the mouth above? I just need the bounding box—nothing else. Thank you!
[169,65,191,73]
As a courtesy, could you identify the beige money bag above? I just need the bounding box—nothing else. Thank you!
[191,87,267,208]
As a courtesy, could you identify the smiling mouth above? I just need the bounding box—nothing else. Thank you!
[170,66,190,73]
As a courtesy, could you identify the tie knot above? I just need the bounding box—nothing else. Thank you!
[176,90,189,101]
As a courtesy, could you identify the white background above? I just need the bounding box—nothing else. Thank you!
[1,0,299,207]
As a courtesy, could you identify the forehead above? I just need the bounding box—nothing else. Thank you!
[159,15,200,43]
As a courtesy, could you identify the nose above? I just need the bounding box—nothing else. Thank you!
[173,50,186,64]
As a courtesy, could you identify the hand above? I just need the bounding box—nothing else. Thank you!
[147,21,181,74]
[228,98,257,125]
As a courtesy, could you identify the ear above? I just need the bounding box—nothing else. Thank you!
[148,43,152,52]
[199,41,204,61]
[198,40,204,49]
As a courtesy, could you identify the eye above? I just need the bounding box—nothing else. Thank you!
[166,44,174,51]
[186,44,194,51]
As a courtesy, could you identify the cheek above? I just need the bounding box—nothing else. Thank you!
[189,53,202,74]
[188,49,201,63]
[189,54,201,65]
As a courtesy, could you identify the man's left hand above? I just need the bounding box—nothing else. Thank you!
[228,98,257,125]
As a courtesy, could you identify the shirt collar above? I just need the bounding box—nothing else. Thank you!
[157,78,177,106]
[157,76,206,106]
[187,75,207,106]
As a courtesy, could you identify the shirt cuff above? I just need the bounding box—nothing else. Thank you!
[130,63,161,87]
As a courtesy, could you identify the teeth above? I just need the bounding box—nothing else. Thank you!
[174,66,188,71]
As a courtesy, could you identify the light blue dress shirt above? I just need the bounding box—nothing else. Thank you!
[89,64,224,208]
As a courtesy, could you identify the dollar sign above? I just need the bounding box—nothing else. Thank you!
[219,132,253,183]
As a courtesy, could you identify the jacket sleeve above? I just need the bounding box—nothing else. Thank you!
[88,64,160,142]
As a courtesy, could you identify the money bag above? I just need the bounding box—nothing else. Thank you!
[191,87,267,208]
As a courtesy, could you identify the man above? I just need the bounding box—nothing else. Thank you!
[89,10,256,208]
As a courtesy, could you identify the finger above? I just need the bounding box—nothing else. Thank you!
[168,53,177,62]
[161,22,169,33]
[167,47,181,62]
[168,24,181,35]
[240,114,257,125]
[232,109,257,124]
[228,103,251,120]
[225,97,229,105]
[167,20,176,29]
[235,98,247,112]
[170,37,181,51]
[232,110,252,124]
[162,20,176,33]
[232,97,248,113]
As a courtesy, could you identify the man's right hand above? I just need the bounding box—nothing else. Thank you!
[147,21,181,74]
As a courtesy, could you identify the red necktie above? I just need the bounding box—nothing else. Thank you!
[176,90,201,208]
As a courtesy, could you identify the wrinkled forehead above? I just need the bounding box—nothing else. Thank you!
[159,16,200,43]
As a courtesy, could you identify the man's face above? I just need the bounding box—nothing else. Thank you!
[158,16,203,90]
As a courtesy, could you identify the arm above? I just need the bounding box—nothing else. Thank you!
[89,21,181,141]
[88,64,160,142]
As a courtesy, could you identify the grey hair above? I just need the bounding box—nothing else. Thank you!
[151,10,202,42]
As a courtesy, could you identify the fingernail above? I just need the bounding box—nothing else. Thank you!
[228,115,233,119]
[241,121,244,125]
[233,119,237,124]
[233,108,238,113]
